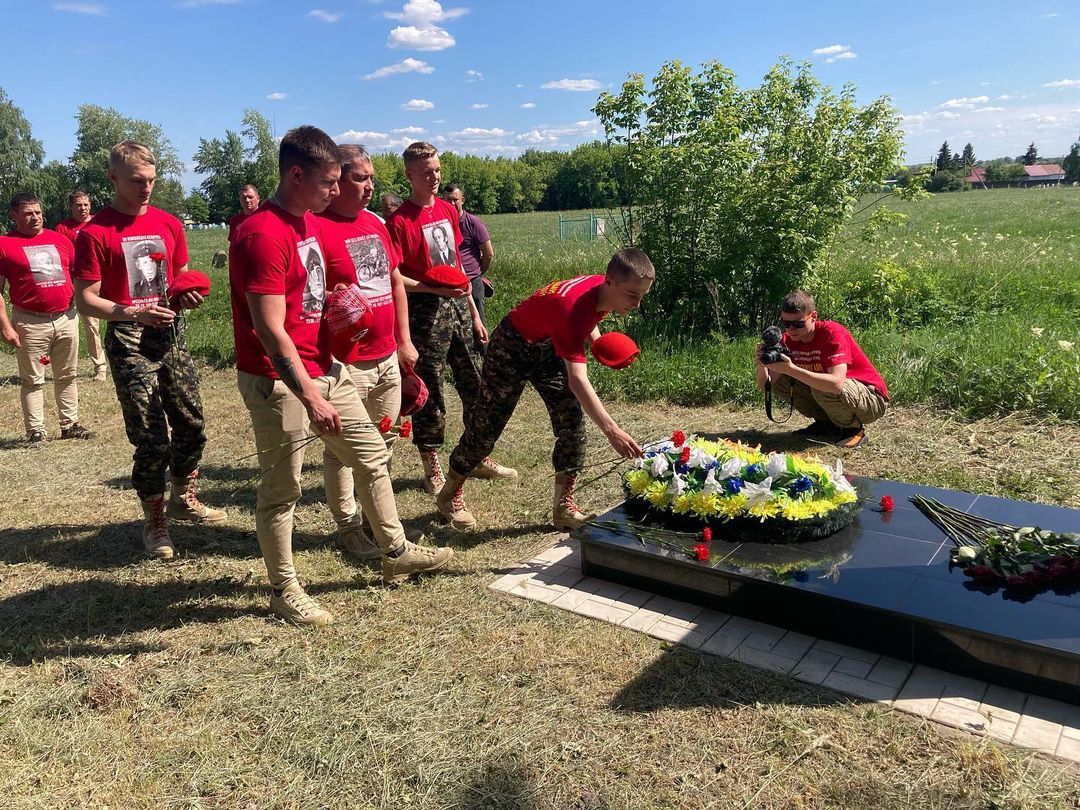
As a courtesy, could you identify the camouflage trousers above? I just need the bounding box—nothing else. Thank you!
[408,292,483,451]
[105,320,207,500]
[448,317,585,477]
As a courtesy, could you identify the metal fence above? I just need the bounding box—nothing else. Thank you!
[558,212,607,241]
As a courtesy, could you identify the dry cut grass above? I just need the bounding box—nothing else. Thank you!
[1,355,1079,809]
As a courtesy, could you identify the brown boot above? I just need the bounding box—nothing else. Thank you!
[336,515,381,561]
[166,469,227,524]
[435,470,476,530]
[419,449,446,495]
[553,473,595,531]
[469,456,519,480]
[382,540,454,585]
[141,495,174,560]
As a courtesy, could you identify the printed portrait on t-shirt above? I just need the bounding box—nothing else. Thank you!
[422,221,456,267]
[298,238,327,319]
[345,234,390,286]
[122,238,168,303]
[22,245,65,286]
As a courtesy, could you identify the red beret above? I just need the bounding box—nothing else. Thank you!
[168,270,211,304]
[326,284,375,343]
[423,263,470,292]
[399,366,430,416]
[591,331,640,370]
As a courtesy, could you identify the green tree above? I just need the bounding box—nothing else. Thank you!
[193,109,278,223]
[370,152,408,205]
[935,141,952,171]
[184,191,210,223]
[961,142,976,168]
[594,58,905,335]
[984,162,1026,182]
[0,87,45,213]
[1062,134,1080,183]
[69,104,183,209]
[32,160,78,225]
[1022,141,1038,165]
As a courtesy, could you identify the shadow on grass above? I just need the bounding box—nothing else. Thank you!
[427,521,557,551]
[715,428,821,454]
[446,757,539,810]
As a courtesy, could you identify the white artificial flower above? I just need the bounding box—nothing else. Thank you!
[832,460,855,496]
[703,467,722,494]
[742,477,775,506]
[650,454,670,477]
[668,474,687,496]
[717,458,743,479]
[766,454,789,479]
[687,447,713,469]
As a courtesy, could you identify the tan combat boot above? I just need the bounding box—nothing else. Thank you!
[141,495,174,560]
[469,456,519,481]
[166,469,227,523]
[336,514,381,561]
[269,580,333,627]
[435,470,477,530]
[382,540,455,586]
[553,473,596,531]
[419,450,446,495]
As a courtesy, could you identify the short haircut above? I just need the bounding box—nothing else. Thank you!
[10,192,41,210]
[109,140,156,171]
[443,183,462,195]
[780,290,816,314]
[240,184,259,195]
[69,189,90,204]
[402,141,438,166]
[606,247,655,281]
[336,143,372,174]
[279,125,339,174]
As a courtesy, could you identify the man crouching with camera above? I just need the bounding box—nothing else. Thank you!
[754,290,888,449]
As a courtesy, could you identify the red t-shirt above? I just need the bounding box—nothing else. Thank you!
[229,202,331,378]
[386,197,464,282]
[782,319,889,400]
[0,229,75,313]
[72,205,188,310]
[228,212,252,243]
[55,218,90,244]
[317,208,400,363]
[509,275,607,364]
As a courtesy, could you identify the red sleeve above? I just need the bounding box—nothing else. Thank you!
[72,227,105,282]
[234,232,289,295]
[821,326,850,369]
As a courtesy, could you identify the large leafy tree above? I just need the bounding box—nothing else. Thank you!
[594,58,906,334]
[0,87,45,215]
[69,104,184,213]
[193,109,278,222]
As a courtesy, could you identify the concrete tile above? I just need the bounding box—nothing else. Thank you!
[531,566,584,589]
[640,595,702,625]
[1062,725,1080,741]
[910,665,987,704]
[1023,695,1080,730]
[700,624,752,658]
[529,544,577,565]
[931,701,988,734]
[824,671,900,702]
[1012,715,1063,754]
[733,645,797,674]
[518,581,565,604]
[725,616,786,642]
[741,632,783,652]
[834,657,874,679]
[771,632,817,662]
[550,587,594,611]
[940,695,984,713]
[1056,734,1080,763]
[791,650,840,686]
[609,587,655,610]
[811,639,880,664]
[573,598,635,625]
[573,578,629,604]
[866,657,913,689]
[489,572,531,592]
[980,685,1028,723]
[985,714,1017,744]
[620,608,663,633]
[647,619,702,646]
[892,677,944,719]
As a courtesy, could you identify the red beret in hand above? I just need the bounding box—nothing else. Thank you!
[399,366,430,416]
[326,284,375,343]
[167,270,211,305]
[423,264,471,292]
[591,331,640,370]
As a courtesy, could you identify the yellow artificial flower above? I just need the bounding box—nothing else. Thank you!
[645,481,672,508]
[748,499,783,520]
[690,491,720,518]
[831,490,857,506]
[717,494,749,519]
[672,494,694,514]
[625,469,651,495]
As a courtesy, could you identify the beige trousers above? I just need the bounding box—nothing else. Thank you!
[81,314,105,374]
[323,353,402,525]
[772,375,887,428]
[13,306,80,435]
[238,365,405,588]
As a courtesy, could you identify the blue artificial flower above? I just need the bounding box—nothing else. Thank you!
[743,463,766,483]
[789,475,813,496]
[724,477,743,495]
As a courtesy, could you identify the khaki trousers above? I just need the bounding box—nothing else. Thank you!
[81,313,105,374]
[772,375,887,428]
[322,353,401,525]
[13,306,80,435]
[238,365,405,588]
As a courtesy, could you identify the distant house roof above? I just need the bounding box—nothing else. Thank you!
[1024,164,1065,177]
[966,167,986,183]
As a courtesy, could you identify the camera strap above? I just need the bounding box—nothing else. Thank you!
[764,380,794,424]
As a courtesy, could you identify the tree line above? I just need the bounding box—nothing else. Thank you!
[895,137,1080,192]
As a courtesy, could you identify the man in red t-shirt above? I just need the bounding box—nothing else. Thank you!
[316,144,424,557]
[227,184,261,243]
[73,140,226,560]
[755,289,888,448]
[436,249,653,531]
[386,141,516,497]
[0,193,94,444]
[55,190,106,381]
[230,126,452,626]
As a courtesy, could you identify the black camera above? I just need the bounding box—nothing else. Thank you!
[759,325,791,365]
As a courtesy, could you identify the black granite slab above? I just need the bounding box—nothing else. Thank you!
[579,477,1080,704]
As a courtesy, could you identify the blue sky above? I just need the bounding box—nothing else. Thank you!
[5,0,1080,192]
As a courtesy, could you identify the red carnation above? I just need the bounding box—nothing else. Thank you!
[693,543,710,562]
[879,496,894,512]
[702,527,713,543]
[671,430,686,447]
[399,420,412,439]
[149,252,166,263]
[679,446,691,465]
[965,565,1002,586]
[378,416,392,433]
[39,355,51,366]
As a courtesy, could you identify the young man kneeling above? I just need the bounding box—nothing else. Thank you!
[436,249,653,531]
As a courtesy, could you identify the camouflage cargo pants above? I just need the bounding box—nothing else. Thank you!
[408,292,483,451]
[105,320,207,500]
[448,317,586,477]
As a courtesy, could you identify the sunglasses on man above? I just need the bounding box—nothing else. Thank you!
[779,319,806,329]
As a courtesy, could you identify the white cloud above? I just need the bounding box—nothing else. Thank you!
[388,25,455,50]
[515,83,524,88]
[52,2,107,13]
[811,44,849,55]
[1044,79,1080,88]
[385,0,468,24]
[465,69,483,82]
[826,50,857,63]
[937,111,961,120]
[939,95,989,109]
[514,119,600,145]
[362,57,434,80]
[266,92,288,100]
[521,102,536,109]
[447,127,510,139]
[1039,11,1061,17]
[308,9,342,22]
[176,0,241,6]
[972,106,1005,113]
[541,78,602,92]
[335,129,416,150]
[469,103,489,110]
[392,126,426,134]
[401,98,434,111]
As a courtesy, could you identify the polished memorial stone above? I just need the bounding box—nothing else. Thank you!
[579,478,1080,704]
